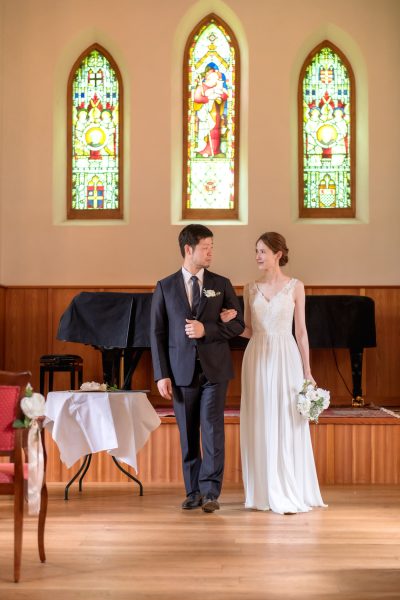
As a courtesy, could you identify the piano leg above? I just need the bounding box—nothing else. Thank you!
[349,347,364,407]
[122,348,144,390]
[101,348,122,387]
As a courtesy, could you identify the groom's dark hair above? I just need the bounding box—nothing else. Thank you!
[178,224,213,258]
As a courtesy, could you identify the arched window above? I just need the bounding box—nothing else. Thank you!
[183,14,240,220]
[298,41,355,218]
[67,44,123,219]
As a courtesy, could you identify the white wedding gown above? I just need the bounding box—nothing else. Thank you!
[240,279,326,514]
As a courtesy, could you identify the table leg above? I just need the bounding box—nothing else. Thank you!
[64,454,91,501]
[78,453,92,491]
[64,454,144,499]
[111,456,143,496]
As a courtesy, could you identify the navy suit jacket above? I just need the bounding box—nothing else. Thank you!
[150,269,244,386]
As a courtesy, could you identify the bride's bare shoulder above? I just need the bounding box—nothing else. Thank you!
[292,278,305,296]
[243,281,257,296]
[292,278,304,287]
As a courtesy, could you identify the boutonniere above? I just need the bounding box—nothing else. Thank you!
[203,288,221,298]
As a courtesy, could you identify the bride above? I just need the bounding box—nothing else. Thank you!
[222,232,326,514]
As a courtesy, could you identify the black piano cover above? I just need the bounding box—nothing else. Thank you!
[231,295,376,350]
[304,295,376,349]
[57,292,376,351]
[57,292,152,348]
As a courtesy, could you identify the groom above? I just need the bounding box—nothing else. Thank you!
[150,224,244,512]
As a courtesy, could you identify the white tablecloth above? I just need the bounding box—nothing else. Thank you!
[44,391,161,470]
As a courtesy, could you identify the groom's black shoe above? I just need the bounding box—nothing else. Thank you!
[182,492,203,510]
[202,495,220,513]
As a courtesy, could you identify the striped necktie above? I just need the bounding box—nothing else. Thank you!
[191,275,200,316]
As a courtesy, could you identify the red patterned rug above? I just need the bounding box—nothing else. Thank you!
[156,406,400,419]
[321,406,398,418]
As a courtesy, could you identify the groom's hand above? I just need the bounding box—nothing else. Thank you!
[185,319,205,339]
[157,378,172,400]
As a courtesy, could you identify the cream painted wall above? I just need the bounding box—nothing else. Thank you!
[0,0,4,278]
[0,0,399,286]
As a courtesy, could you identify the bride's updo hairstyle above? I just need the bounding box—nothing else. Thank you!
[257,232,289,266]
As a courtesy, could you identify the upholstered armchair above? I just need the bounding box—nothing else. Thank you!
[0,370,47,582]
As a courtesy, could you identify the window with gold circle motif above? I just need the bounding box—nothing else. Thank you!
[67,44,123,219]
[299,41,355,218]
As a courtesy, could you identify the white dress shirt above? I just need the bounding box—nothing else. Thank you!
[182,267,204,308]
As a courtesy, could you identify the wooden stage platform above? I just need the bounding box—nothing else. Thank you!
[44,407,400,487]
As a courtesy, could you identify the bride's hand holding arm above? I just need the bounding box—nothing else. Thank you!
[220,285,252,338]
[293,281,316,386]
[220,308,237,322]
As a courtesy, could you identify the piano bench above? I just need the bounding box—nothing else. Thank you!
[40,354,83,395]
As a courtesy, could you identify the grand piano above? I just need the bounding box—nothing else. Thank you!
[57,292,376,404]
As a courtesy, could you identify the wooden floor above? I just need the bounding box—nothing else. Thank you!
[1,484,400,599]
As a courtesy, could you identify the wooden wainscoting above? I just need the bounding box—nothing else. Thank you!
[141,415,400,485]
[42,414,400,486]
[1,283,398,487]
[0,285,399,408]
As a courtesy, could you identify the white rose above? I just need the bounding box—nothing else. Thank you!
[297,396,311,415]
[21,393,46,419]
[317,388,330,408]
[303,398,312,412]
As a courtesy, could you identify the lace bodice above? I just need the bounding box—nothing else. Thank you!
[245,278,298,336]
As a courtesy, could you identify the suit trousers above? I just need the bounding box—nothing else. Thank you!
[173,361,228,498]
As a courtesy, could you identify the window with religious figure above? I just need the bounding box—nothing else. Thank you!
[67,44,123,219]
[298,41,355,218]
[183,14,240,220]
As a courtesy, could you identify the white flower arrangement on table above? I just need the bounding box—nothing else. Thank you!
[80,381,107,392]
[297,380,330,424]
[80,381,120,391]
[203,288,221,298]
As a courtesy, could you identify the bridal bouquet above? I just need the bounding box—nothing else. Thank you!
[297,380,330,423]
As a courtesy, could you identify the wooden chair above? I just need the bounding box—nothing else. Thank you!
[0,370,47,582]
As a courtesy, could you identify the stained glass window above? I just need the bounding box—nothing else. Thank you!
[183,14,240,220]
[299,41,355,218]
[67,44,123,219]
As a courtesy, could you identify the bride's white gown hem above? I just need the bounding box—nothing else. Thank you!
[240,279,327,515]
